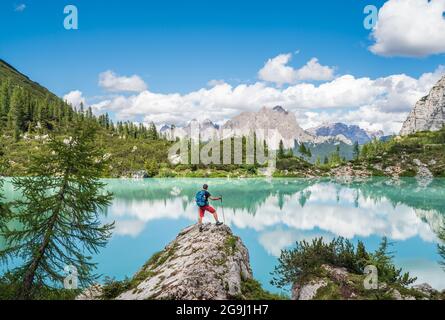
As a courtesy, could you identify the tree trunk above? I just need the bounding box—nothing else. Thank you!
[18,213,58,300]
[18,175,69,300]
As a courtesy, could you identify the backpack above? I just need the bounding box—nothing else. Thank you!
[195,190,207,207]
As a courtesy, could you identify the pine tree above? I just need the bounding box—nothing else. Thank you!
[0,122,114,299]
[353,141,360,160]
[0,141,9,219]
[439,229,445,270]
[0,80,11,127]
[278,140,285,159]
[8,87,26,141]
[148,122,158,140]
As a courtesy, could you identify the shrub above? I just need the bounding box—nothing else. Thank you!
[271,237,416,289]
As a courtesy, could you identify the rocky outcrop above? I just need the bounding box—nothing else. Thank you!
[78,224,255,300]
[291,265,444,300]
[117,224,252,300]
[400,76,445,136]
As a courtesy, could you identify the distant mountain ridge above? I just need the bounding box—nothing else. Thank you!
[307,122,384,145]
[160,107,384,151]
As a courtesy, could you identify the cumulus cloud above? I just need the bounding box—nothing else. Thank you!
[87,65,444,133]
[98,70,147,93]
[370,0,445,57]
[14,4,26,12]
[63,90,86,108]
[258,53,335,85]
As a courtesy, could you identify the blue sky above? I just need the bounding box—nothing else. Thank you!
[1,0,445,133]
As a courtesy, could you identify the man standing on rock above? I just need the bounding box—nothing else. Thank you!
[196,184,223,232]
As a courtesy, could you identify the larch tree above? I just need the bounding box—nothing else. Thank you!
[0,122,114,300]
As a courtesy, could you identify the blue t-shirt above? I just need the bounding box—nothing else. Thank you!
[203,190,211,206]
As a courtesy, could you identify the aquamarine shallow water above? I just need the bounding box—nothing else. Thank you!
[2,178,445,295]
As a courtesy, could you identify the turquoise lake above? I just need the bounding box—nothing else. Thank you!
[1,178,445,295]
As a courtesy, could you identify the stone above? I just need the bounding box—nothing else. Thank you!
[412,283,437,297]
[292,280,328,300]
[400,76,445,135]
[115,224,253,300]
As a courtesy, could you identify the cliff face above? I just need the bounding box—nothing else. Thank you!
[400,76,445,136]
[222,106,314,149]
[116,224,252,300]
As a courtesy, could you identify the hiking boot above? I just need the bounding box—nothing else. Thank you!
[216,221,223,226]
[199,225,203,232]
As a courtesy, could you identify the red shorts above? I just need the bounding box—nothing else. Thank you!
[199,205,216,218]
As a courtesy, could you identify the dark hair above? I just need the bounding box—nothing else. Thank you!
[203,184,208,190]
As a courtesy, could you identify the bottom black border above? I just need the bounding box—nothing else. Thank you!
[3,300,442,318]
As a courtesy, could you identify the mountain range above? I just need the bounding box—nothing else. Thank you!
[160,106,384,151]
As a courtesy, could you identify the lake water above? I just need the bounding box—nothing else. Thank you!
[1,178,445,295]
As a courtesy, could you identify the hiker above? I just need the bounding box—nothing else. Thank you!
[195,184,223,232]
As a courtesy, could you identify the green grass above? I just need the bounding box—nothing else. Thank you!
[234,278,288,300]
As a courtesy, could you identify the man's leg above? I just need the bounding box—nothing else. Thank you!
[198,208,204,232]
[208,206,223,225]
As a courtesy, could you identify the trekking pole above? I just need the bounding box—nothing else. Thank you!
[220,196,226,224]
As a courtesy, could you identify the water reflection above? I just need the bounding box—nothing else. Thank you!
[102,178,445,242]
[2,178,445,292]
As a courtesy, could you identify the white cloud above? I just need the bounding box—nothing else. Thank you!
[63,90,86,109]
[98,70,147,93]
[370,0,445,57]
[87,65,444,133]
[295,58,336,82]
[258,53,335,85]
[14,4,26,12]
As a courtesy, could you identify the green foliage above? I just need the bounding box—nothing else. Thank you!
[367,238,416,287]
[0,122,114,299]
[144,159,160,177]
[100,277,132,300]
[278,140,285,159]
[353,141,360,160]
[271,237,416,290]
[437,228,445,271]
[237,278,287,300]
[298,143,312,159]
[224,235,238,256]
[0,142,10,222]
[0,272,80,300]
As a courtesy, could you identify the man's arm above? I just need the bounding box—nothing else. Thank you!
[209,196,221,201]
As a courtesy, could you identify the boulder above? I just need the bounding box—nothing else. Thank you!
[116,224,253,300]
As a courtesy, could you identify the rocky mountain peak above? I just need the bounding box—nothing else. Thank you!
[114,224,252,300]
[400,75,445,136]
[272,106,288,114]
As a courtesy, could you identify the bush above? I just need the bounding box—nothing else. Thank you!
[100,277,131,300]
[271,237,416,289]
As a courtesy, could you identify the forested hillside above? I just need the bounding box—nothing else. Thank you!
[0,60,173,177]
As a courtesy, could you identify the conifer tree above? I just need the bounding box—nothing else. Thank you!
[278,140,285,159]
[0,122,114,300]
[148,122,158,140]
[0,141,9,219]
[8,87,26,141]
[353,141,360,160]
[0,80,11,127]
